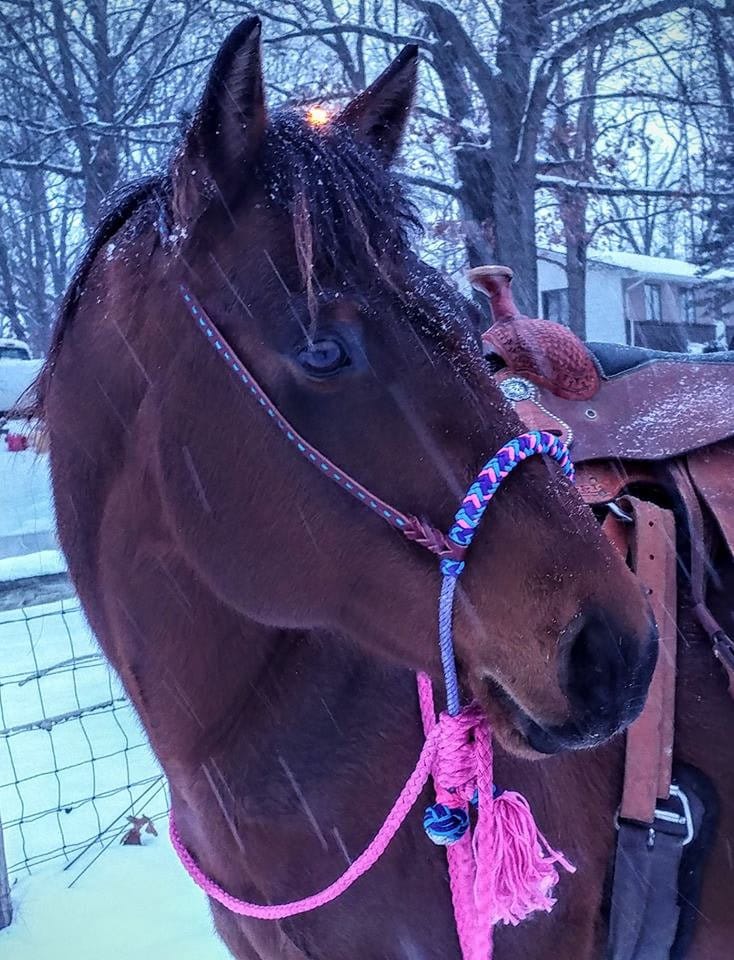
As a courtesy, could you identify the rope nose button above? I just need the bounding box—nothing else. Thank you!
[423,804,470,845]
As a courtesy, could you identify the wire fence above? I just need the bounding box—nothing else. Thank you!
[0,595,167,880]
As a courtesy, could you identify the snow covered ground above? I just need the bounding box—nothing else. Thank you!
[0,598,161,875]
[2,841,230,960]
[0,595,230,958]
[0,441,56,560]
[0,548,66,582]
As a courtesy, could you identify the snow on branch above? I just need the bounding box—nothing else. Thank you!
[536,174,734,199]
[0,157,82,179]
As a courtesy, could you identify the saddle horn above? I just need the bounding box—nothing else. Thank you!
[468,264,601,401]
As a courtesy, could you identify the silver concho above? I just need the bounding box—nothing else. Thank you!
[499,377,536,403]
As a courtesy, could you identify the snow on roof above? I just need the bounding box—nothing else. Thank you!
[0,356,43,412]
[701,266,734,283]
[587,250,701,279]
[584,250,734,284]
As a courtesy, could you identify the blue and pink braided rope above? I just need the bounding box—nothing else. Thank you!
[437,431,574,714]
[441,431,575,578]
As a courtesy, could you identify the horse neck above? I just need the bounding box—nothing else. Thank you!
[111,544,418,817]
[156,592,423,880]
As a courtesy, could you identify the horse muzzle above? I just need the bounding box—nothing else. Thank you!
[523,613,659,754]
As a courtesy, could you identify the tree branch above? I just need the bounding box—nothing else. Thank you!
[112,0,157,67]
[403,174,459,197]
[0,157,83,178]
[263,22,433,51]
[536,174,734,199]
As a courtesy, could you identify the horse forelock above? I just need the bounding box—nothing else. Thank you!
[258,112,421,299]
[255,113,482,353]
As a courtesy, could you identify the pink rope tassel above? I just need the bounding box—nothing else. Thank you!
[477,789,576,928]
[418,672,575,960]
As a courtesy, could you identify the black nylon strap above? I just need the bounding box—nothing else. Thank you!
[607,822,684,960]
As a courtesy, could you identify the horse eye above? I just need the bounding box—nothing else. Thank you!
[297,338,350,377]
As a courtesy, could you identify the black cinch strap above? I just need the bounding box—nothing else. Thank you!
[607,780,705,960]
[607,821,684,960]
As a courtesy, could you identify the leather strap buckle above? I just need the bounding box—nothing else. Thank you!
[607,500,634,523]
[652,784,694,846]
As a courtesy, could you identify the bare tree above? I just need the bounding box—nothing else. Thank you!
[245,0,733,315]
[0,0,208,349]
[0,0,732,349]
[700,10,734,270]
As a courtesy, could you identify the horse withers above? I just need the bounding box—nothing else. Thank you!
[30,18,655,960]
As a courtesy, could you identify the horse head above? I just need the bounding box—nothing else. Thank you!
[46,17,656,759]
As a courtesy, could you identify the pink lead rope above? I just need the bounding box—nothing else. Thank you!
[169,672,574,955]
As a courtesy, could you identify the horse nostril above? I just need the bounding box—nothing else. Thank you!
[562,613,656,732]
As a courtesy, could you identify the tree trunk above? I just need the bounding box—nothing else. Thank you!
[561,192,588,339]
[0,221,22,340]
[27,170,53,353]
[87,0,120,223]
[486,0,548,315]
[487,147,539,315]
[453,145,495,266]
[418,0,544,315]
[548,49,604,338]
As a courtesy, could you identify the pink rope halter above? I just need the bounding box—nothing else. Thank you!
[170,288,577,957]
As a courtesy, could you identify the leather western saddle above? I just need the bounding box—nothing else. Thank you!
[471,265,734,960]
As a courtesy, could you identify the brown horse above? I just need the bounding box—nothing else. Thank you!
[30,18,663,959]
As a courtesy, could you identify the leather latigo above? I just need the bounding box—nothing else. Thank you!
[615,499,677,822]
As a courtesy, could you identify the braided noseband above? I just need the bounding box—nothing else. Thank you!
[172,286,576,956]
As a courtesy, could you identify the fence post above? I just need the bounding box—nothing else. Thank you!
[0,811,11,929]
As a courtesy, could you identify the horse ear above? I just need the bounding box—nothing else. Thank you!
[172,17,266,224]
[337,45,418,162]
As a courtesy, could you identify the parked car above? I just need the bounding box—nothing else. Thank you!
[0,337,32,361]
[0,338,42,430]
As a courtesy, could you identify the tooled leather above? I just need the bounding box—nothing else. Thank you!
[483,318,601,401]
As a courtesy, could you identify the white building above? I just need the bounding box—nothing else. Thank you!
[538,249,734,350]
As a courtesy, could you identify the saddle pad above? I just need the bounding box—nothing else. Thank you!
[588,342,734,377]
[506,360,734,462]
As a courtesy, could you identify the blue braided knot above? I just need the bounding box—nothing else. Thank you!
[423,803,470,845]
